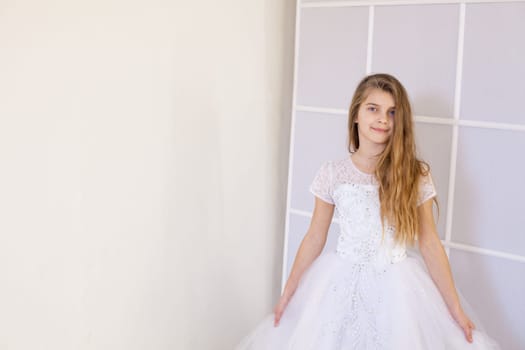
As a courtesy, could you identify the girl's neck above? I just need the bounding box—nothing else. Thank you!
[352,146,385,173]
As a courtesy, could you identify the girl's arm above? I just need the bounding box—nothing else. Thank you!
[274,197,334,326]
[417,199,475,343]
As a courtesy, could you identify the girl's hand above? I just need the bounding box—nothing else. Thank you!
[273,291,294,327]
[451,306,476,343]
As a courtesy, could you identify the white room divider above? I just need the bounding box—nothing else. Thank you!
[282,1,525,348]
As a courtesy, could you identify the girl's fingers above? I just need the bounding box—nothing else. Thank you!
[273,295,290,327]
[465,324,473,343]
[274,309,282,327]
[467,319,476,342]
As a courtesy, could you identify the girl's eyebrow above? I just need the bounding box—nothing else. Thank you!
[365,102,396,108]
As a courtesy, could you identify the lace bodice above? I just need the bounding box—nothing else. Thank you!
[309,155,437,267]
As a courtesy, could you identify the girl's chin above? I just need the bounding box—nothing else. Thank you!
[367,134,391,142]
[358,132,391,145]
[361,140,389,147]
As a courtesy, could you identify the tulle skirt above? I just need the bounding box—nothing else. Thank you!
[235,249,500,350]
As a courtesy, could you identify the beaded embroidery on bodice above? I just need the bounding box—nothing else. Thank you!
[309,155,437,268]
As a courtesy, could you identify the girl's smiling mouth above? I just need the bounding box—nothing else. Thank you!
[371,127,389,132]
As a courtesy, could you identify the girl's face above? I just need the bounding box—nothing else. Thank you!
[355,89,395,146]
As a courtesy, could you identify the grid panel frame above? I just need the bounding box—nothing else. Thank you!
[283,4,525,346]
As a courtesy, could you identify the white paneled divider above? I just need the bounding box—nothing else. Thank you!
[283,1,525,348]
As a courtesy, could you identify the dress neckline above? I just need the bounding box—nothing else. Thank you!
[348,154,376,177]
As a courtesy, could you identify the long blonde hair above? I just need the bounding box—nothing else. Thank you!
[347,73,437,246]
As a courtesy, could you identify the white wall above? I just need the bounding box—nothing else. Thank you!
[0,1,295,349]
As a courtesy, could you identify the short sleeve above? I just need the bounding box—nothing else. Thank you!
[417,170,437,206]
[309,161,334,204]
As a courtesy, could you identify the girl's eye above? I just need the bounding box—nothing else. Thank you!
[389,110,395,117]
[367,107,377,112]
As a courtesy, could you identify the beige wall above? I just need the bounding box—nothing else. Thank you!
[0,1,295,349]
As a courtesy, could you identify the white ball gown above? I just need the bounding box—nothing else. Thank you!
[235,156,501,350]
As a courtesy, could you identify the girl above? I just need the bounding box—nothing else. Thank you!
[235,73,500,349]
